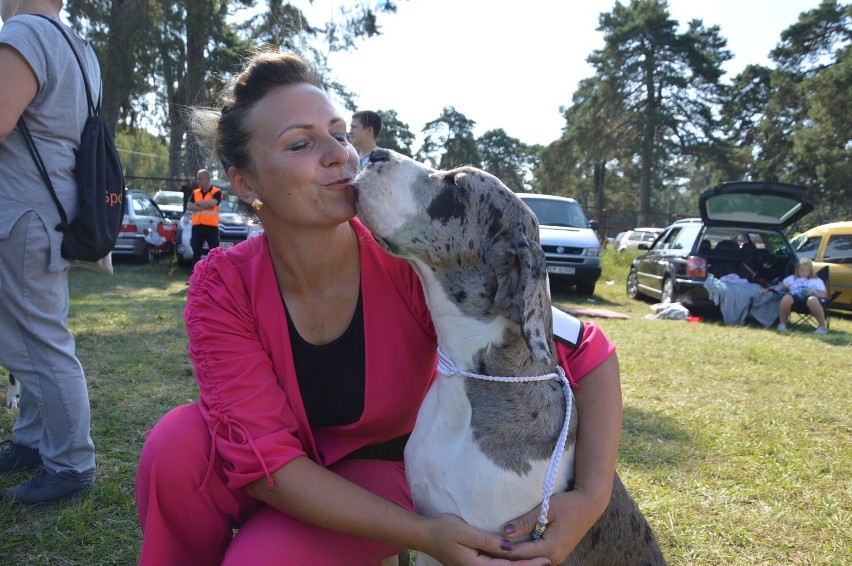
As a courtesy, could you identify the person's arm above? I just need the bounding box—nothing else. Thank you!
[246,458,551,565]
[0,45,38,143]
[498,352,622,564]
[187,195,219,211]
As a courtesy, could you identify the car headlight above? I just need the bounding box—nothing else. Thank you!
[583,247,601,257]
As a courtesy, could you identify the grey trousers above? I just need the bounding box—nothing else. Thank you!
[0,212,95,478]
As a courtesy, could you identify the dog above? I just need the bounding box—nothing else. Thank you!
[6,374,20,410]
[355,149,665,565]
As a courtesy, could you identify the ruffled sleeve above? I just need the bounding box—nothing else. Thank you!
[185,243,306,489]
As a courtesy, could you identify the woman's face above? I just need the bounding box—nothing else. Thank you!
[798,264,812,278]
[238,83,360,230]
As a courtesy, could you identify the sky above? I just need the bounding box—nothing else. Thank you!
[304,0,823,147]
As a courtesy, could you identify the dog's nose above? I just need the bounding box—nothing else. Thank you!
[369,148,390,163]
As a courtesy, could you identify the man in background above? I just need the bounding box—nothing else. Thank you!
[350,110,382,170]
[186,168,222,269]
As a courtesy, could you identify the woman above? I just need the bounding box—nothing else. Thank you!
[135,51,623,565]
[765,257,828,334]
[0,0,97,504]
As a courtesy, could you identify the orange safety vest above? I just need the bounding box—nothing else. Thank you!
[191,187,222,227]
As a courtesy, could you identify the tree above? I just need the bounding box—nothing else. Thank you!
[376,109,415,157]
[65,1,404,180]
[65,0,155,137]
[477,129,537,193]
[418,106,481,170]
[590,0,732,224]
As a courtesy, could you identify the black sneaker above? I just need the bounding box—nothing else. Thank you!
[2,467,94,505]
[0,440,41,474]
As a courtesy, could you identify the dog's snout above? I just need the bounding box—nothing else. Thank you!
[369,148,390,164]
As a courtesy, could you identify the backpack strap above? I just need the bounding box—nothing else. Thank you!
[16,117,69,231]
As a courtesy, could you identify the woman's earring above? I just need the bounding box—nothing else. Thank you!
[251,198,263,212]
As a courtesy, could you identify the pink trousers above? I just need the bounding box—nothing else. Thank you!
[135,403,412,565]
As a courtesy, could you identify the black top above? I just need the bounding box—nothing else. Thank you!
[286,292,366,429]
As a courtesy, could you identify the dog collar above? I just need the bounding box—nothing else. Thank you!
[436,347,574,540]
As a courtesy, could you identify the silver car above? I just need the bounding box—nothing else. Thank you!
[517,193,602,295]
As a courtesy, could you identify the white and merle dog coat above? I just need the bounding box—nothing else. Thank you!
[355,149,665,566]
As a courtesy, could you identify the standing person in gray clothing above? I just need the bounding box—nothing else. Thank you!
[0,0,97,504]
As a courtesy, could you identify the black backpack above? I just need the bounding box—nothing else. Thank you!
[17,15,126,262]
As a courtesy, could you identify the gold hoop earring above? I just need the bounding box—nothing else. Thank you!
[251,198,263,212]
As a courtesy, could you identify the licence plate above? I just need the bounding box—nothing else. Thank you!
[220,241,235,249]
[547,265,575,275]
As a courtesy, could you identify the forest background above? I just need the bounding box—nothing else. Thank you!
[40,0,852,233]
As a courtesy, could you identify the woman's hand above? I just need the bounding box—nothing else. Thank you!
[494,488,608,564]
[416,514,552,566]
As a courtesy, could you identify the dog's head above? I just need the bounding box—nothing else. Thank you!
[355,149,552,364]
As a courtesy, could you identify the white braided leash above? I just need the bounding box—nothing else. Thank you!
[435,347,573,540]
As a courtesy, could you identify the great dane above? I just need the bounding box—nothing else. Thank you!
[355,149,665,565]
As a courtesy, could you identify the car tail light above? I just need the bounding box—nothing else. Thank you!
[120,222,138,234]
[686,255,707,278]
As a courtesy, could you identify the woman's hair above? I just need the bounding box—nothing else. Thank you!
[191,51,323,175]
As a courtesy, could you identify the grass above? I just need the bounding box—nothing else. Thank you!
[1,251,850,565]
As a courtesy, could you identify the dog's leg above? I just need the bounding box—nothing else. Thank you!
[5,374,20,410]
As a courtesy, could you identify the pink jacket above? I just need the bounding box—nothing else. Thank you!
[185,219,614,489]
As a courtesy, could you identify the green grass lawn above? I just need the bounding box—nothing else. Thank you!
[1,251,849,565]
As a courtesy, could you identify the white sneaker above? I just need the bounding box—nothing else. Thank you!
[814,327,828,335]
[777,324,787,332]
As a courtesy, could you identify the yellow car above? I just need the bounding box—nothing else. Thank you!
[794,221,852,311]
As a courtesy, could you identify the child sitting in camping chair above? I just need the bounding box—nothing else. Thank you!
[759,258,829,334]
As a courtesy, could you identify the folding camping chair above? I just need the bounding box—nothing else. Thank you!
[788,266,841,330]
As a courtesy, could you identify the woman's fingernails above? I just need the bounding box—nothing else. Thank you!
[500,539,514,552]
[502,523,516,535]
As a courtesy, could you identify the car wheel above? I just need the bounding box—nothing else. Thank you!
[626,269,639,299]
[661,277,674,303]
[576,283,596,296]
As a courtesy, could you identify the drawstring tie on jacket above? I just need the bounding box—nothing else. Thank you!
[200,410,274,491]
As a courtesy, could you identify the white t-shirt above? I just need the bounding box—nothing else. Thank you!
[782,274,826,297]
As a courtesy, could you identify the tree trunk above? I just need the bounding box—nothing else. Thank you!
[184,0,208,177]
[101,0,150,138]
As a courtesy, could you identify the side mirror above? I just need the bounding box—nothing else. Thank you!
[588,219,600,231]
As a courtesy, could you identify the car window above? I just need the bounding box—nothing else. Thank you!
[153,193,183,206]
[825,234,852,264]
[130,196,146,215]
[654,225,699,253]
[795,236,821,259]
[522,198,588,228]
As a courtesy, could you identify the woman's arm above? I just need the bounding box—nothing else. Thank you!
[246,457,551,565]
[499,353,623,563]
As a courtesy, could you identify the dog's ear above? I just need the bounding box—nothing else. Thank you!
[490,233,553,363]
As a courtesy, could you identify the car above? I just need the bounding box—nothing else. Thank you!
[626,181,815,312]
[113,189,172,264]
[606,231,627,248]
[617,227,663,252]
[792,221,852,311]
[152,190,185,221]
[516,193,602,295]
[175,197,264,267]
